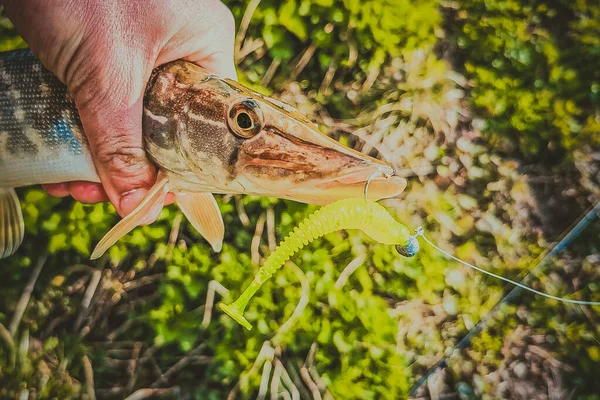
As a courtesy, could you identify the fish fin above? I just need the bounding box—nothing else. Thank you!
[0,188,24,259]
[91,175,170,260]
[177,193,224,252]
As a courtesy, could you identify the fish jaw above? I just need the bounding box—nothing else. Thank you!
[232,126,407,204]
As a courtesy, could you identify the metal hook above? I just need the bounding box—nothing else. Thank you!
[364,170,384,202]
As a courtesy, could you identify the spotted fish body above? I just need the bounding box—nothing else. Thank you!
[0,49,407,260]
[0,49,98,188]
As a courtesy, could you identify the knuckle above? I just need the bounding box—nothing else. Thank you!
[97,139,144,171]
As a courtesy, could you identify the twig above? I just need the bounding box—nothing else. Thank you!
[305,343,317,367]
[0,322,15,349]
[229,341,274,400]
[270,358,285,400]
[286,361,312,400]
[276,359,300,400]
[235,195,251,227]
[300,343,322,400]
[66,273,92,295]
[82,355,96,400]
[252,213,267,265]
[148,355,164,379]
[300,366,321,400]
[319,60,337,97]
[361,65,380,92]
[334,254,366,289]
[266,207,277,252]
[9,254,47,335]
[168,213,183,252]
[74,269,102,333]
[308,366,333,400]
[235,0,262,57]
[237,38,265,64]
[113,293,160,316]
[151,344,207,388]
[201,280,230,329]
[273,262,309,344]
[261,58,281,88]
[123,274,165,291]
[124,387,180,400]
[95,387,126,398]
[43,313,71,337]
[257,357,273,400]
[291,44,317,80]
[126,342,143,393]
[107,318,138,341]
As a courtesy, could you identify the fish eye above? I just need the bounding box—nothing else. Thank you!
[228,99,264,139]
[237,112,252,129]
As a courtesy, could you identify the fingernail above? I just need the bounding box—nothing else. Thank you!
[119,189,148,217]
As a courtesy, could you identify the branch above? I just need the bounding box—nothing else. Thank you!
[334,254,367,289]
[201,280,230,329]
[124,387,179,400]
[266,207,277,252]
[126,342,143,393]
[9,254,47,335]
[235,0,262,59]
[273,262,310,344]
[252,213,267,265]
[151,344,207,388]
[82,355,96,400]
[235,195,251,228]
[74,269,102,333]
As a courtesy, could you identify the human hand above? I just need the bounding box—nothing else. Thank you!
[3,0,237,216]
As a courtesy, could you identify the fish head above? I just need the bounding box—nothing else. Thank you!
[143,61,406,204]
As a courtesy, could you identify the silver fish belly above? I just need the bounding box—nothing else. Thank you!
[0,49,98,188]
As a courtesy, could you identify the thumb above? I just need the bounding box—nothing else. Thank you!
[193,51,238,81]
[75,93,157,217]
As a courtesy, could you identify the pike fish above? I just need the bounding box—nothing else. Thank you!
[0,49,407,260]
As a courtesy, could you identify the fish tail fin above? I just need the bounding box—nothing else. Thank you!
[0,188,25,259]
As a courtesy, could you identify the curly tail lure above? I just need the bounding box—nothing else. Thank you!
[219,198,419,330]
[221,197,600,331]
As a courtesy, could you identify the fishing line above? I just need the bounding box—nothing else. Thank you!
[363,170,600,306]
[409,200,600,396]
[413,226,600,306]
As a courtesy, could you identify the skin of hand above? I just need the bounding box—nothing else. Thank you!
[3,0,237,219]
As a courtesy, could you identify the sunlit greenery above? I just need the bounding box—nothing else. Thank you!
[1,0,599,398]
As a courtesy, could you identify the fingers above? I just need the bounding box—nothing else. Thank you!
[69,52,159,217]
[42,183,71,198]
[43,182,176,208]
[79,97,158,217]
[69,182,109,203]
[43,182,108,203]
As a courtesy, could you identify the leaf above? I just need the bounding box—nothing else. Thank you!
[279,0,307,40]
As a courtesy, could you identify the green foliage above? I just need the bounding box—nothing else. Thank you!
[446,0,600,160]
[1,0,600,398]
[227,0,441,116]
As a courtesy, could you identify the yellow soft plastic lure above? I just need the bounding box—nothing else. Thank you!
[220,198,419,330]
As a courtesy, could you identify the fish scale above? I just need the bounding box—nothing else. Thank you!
[0,49,98,188]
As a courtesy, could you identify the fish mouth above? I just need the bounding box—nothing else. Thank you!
[237,135,407,204]
[286,165,407,205]
[235,125,407,205]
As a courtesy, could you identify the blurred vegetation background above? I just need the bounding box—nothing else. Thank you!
[1,0,599,398]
